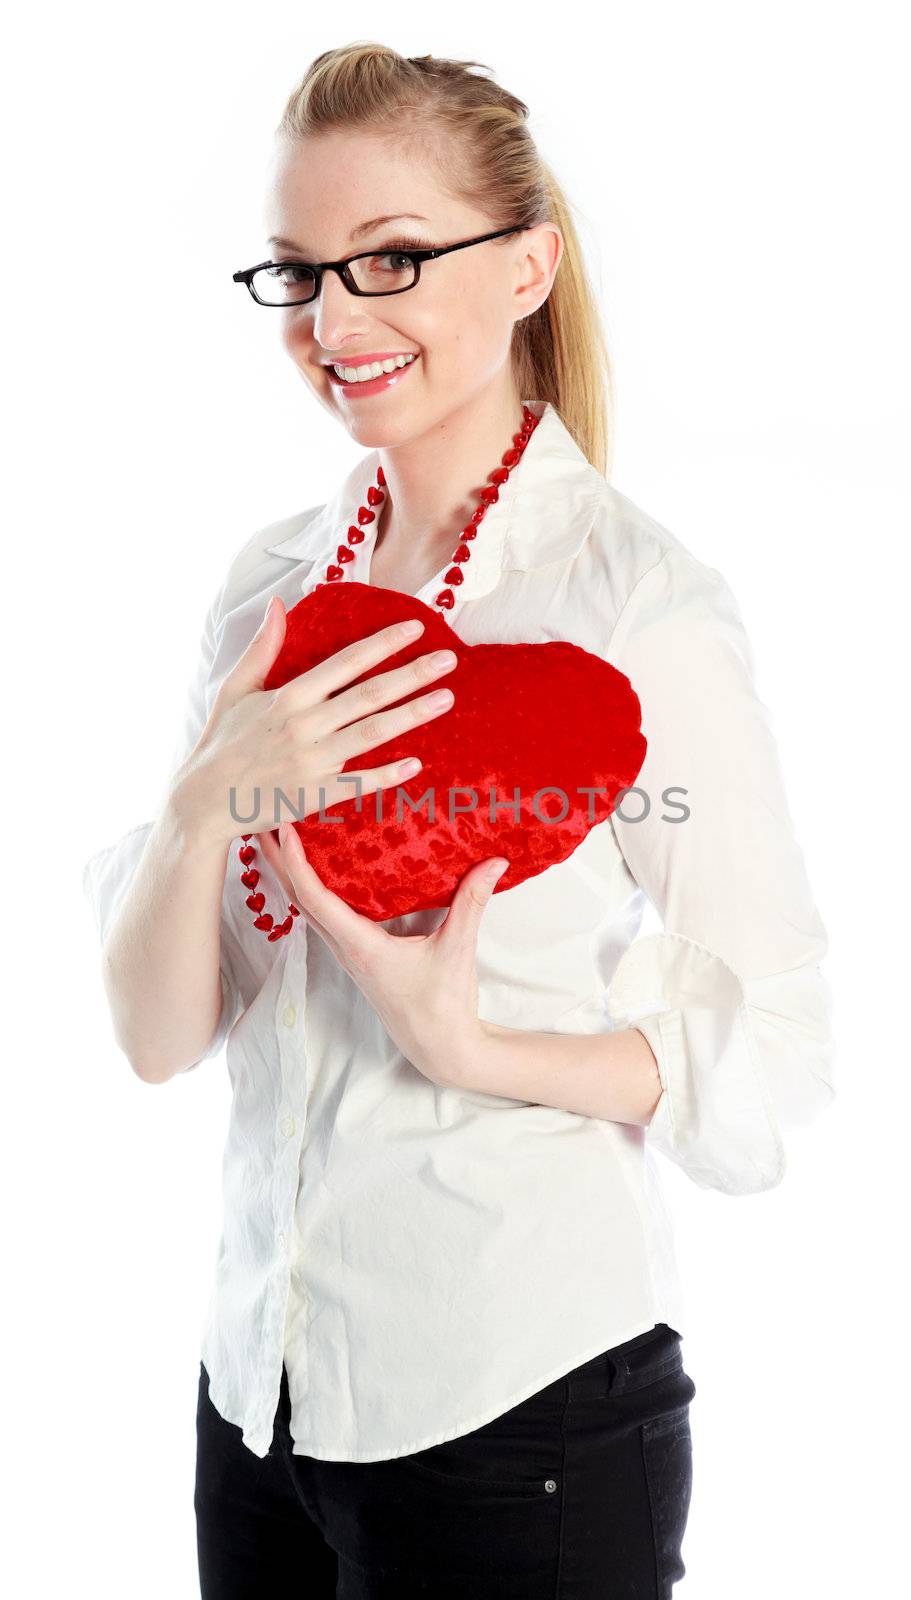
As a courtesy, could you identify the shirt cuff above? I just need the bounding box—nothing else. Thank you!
[606,930,787,1195]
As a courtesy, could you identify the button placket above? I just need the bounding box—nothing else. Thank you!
[272,931,308,1283]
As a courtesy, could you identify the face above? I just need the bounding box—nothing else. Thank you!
[262,128,561,447]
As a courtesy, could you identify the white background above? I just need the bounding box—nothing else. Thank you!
[4,2,907,1594]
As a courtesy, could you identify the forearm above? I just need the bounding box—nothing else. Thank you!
[464,1021,665,1127]
[100,790,231,1083]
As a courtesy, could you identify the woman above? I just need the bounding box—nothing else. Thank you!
[83,44,836,1599]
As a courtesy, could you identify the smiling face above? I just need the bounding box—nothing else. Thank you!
[262,127,557,447]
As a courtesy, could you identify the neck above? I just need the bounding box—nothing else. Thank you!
[373,380,528,565]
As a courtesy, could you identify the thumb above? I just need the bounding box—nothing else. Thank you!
[440,856,509,948]
[217,594,287,708]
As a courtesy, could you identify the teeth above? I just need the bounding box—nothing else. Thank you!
[333,353,417,383]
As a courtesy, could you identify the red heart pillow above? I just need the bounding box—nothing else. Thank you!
[258,581,646,921]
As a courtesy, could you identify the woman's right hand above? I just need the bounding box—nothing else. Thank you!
[170,594,457,852]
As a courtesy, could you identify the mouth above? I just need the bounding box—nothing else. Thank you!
[325,352,420,398]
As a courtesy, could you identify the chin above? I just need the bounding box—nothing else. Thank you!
[336,406,425,451]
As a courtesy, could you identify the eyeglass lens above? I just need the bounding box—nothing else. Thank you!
[252,250,419,306]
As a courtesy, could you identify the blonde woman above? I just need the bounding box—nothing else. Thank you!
[83,43,835,1599]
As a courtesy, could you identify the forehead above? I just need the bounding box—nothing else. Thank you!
[263,129,467,243]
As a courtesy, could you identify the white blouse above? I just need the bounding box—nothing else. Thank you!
[82,399,836,1462]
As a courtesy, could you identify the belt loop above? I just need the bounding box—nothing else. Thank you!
[604,1351,628,1396]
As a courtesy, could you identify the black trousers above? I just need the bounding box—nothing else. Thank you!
[194,1322,696,1598]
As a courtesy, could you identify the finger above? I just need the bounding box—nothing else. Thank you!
[318,679,455,773]
[277,618,428,713]
[307,754,426,815]
[307,644,459,740]
[437,858,509,950]
[277,823,377,952]
[294,899,345,963]
[215,594,287,711]
[258,826,297,903]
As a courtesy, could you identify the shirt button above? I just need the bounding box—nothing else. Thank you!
[277,1229,285,1247]
[281,1114,296,1138]
[282,1005,297,1028]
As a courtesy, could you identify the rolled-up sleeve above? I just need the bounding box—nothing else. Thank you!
[81,575,245,1067]
[603,549,836,1195]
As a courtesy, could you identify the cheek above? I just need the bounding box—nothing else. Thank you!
[281,313,311,365]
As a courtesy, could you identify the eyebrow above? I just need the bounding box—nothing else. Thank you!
[267,214,430,256]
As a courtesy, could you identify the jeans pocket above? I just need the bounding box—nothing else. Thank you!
[641,1403,694,1596]
[403,1447,558,1499]
[402,1395,564,1500]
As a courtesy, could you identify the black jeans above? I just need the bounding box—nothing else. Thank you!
[194,1322,696,1598]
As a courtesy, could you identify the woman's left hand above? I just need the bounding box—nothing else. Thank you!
[277,822,509,1089]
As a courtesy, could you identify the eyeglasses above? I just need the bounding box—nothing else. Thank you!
[232,224,530,307]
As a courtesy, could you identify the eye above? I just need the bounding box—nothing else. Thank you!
[265,262,316,286]
[368,250,417,275]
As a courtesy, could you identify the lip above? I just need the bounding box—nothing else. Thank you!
[326,353,420,399]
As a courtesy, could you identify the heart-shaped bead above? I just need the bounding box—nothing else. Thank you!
[326,566,344,581]
[356,506,376,525]
[366,485,385,506]
[239,845,256,866]
[240,869,260,889]
[347,526,366,544]
[246,892,266,913]
[253,913,273,931]
[337,545,356,563]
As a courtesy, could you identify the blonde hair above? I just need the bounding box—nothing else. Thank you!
[276,43,615,477]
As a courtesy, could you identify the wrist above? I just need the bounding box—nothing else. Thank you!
[441,1019,501,1092]
[165,760,232,854]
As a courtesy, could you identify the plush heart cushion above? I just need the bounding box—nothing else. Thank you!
[260,581,646,921]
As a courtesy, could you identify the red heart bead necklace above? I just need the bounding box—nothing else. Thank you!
[238,404,541,940]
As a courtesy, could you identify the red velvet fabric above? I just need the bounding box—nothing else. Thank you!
[262,582,646,921]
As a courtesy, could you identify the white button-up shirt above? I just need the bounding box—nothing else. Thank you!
[82,399,836,1462]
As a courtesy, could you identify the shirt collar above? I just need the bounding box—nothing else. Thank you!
[263,399,605,606]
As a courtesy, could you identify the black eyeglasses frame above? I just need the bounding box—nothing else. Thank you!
[232,224,531,307]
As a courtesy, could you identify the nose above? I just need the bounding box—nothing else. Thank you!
[312,265,372,351]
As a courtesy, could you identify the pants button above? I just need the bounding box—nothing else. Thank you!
[545,1479,558,1493]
